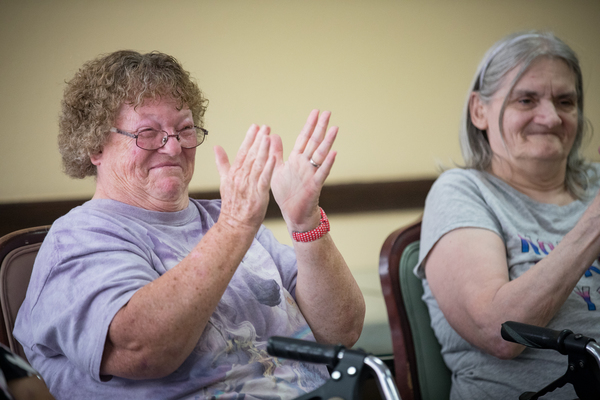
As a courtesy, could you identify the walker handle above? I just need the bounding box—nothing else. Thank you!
[501,321,573,355]
[267,336,344,367]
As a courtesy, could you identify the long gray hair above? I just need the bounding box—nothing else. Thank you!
[460,31,593,198]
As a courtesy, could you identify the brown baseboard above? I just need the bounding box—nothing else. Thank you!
[0,178,435,237]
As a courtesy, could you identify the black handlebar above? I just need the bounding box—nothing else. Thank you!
[501,321,575,355]
[267,336,344,367]
[267,336,401,400]
[501,321,600,400]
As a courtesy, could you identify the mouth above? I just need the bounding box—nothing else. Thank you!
[150,162,182,170]
[525,131,563,139]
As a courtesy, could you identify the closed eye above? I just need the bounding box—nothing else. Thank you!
[178,126,196,136]
[510,89,538,108]
[136,128,161,138]
[557,97,576,108]
[514,97,537,108]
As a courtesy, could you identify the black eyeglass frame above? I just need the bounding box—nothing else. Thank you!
[109,126,208,150]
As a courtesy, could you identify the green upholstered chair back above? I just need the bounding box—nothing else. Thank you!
[379,220,451,400]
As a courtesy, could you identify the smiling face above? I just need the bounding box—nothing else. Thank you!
[471,57,579,174]
[90,98,197,212]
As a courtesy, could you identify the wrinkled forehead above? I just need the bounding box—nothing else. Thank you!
[493,56,578,103]
[114,97,192,125]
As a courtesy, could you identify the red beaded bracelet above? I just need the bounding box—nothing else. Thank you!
[292,208,330,243]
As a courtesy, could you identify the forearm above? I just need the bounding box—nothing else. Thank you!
[429,220,600,360]
[293,234,365,347]
[101,220,256,379]
[267,110,363,344]
[490,233,600,355]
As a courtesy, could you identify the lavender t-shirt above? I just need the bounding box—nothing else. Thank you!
[14,198,328,399]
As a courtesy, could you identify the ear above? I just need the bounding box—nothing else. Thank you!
[89,150,103,166]
[469,92,489,130]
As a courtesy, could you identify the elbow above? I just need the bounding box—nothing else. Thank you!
[314,303,365,348]
[128,354,183,380]
[344,327,362,348]
[340,298,366,347]
[337,319,363,348]
[101,341,187,380]
[340,301,366,348]
[455,319,525,360]
[490,343,525,360]
[103,356,183,381]
[317,326,362,349]
[482,336,525,360]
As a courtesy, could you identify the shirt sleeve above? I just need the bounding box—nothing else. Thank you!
[18,212,161,383]
[416,170,503,278]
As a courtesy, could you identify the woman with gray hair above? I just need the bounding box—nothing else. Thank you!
[416,31,600,398]
[14,50,365,399]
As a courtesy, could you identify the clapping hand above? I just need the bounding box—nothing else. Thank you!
[214,124,276,233]
[270,109,338,232]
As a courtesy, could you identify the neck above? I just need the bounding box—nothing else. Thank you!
[489,156,574,205]
[93,182,190,212]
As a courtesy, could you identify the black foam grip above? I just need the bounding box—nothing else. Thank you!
[267,336,343,366]
[501,321,572,354]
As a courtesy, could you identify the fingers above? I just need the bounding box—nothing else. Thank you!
[215,124,274,182]
[260,152,277,192]
[249,129,273,192]
[310,125,338,167]
[269,134,284,168]
[221,111,338,202]
[292,109,320,154]
[217,124,276,230]
[235,124,261,166]
[213,145,231,178]
[293,110,337,166]
[304,110,331,158]
[304,118,338,189]
[313,149,337,185]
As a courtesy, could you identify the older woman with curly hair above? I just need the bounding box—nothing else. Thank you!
[15,50,365,399]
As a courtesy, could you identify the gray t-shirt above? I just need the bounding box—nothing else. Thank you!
[416,167,600,400]
[14,198,328,399]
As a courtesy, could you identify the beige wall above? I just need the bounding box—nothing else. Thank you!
[1,1,599,274]
[1,0,599,204]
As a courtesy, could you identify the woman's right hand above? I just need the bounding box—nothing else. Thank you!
[214,124,277,234]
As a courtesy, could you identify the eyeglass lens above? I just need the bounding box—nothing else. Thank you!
[136,128,205,150]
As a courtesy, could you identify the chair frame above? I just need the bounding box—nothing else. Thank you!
[0,226,51,357]
[379,220,422,400]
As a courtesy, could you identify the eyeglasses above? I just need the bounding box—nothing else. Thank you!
[110,126,208,150]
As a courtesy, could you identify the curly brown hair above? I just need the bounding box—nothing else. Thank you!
[58,50,208,178]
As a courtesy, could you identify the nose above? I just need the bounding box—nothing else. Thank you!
[534,100,562,128]
[158,134,183,155]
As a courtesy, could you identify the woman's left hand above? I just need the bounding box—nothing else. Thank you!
[271,110,338,232]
